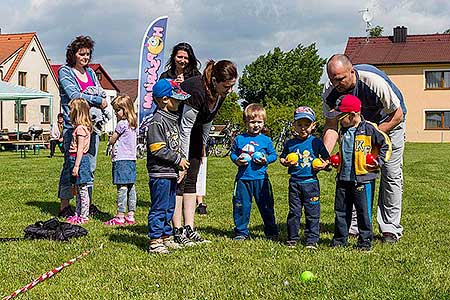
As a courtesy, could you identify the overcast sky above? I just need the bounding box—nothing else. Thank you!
[1,0,450,80]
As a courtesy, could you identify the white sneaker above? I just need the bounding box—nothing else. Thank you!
[149,239,169,254]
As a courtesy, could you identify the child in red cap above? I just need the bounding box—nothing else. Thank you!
[330,94,392,251]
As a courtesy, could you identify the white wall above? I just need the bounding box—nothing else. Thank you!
[1,37,60,134]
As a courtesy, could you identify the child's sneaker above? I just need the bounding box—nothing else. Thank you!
[173,227,195,247]
[286,240,298,248]
[148,238,169,254]
[163,236,183,249]
[233,235,248,241]
[66,215,89,225]
[66,215,79,224]
[305,242,318,250]
[184,225,211,244]
[104,217,126,226]
[355,241,372,251]
[124,216,136,225]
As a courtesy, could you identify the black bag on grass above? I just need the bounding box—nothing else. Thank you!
[24,218,88,241]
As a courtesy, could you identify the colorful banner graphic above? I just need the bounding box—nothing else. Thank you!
[137,16,168,135]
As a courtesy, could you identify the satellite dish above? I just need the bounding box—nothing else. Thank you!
[362,10,373,23]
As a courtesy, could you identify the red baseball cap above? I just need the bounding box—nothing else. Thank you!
[335,94,361,113]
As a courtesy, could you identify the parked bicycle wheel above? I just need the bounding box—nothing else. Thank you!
[215,136,233,157]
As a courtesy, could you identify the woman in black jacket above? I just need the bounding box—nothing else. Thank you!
[173,60,238,245]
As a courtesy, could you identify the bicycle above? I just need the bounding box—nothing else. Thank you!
[136,132,147,159]
[273,120,294,153]
[207,122,240,157]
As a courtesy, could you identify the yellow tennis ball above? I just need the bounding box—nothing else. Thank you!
[312,158,323,168]
[286,152,299,163]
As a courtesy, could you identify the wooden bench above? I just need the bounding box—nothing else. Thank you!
[0,140,49,158]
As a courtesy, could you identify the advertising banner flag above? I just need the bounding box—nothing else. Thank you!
[137,16,168,135]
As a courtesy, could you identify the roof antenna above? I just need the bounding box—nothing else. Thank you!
[359,8,374,43]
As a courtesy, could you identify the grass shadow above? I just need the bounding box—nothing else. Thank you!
[108,232,148,251]
[116,224,147,235]
[25,200,60,216]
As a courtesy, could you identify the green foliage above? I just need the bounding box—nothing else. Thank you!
[214,91,242,125]
[238,44,325,109]
[369,25,384,37]
[443,28,450,34]
[2,143,450,298]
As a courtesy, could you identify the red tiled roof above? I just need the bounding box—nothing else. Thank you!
[0,32,35,81]
[114,79,138,101]
[51,63,120,92]
[345,34,450,65]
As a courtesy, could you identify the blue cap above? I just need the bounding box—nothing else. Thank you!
[294,106,316,122]
[153,79,190,101]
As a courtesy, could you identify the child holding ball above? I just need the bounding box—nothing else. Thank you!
[230,104,278,240]
[279,106,330,249]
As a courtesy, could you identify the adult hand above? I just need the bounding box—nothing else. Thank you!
[202,144,207,157]
[179,158,190,171]
[177,170,186,183]
[366,159,379,169]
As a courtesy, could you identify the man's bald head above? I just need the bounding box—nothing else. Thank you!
[327,54,353,73]
[326,54,356,93]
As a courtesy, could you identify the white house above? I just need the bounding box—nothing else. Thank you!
[0,32,60,133]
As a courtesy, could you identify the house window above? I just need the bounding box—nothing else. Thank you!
[425,71,450,89]
[14,104,27,123]
[40,105,50,123]
[96,72,102,81]
[18,71,27,86]
[425,111,450,129]
[40,74,48,91]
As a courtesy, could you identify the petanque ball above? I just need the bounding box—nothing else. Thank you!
[300,271,315,282]
[252,151,265,161]
[240,153,252,163]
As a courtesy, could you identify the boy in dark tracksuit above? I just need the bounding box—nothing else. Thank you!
[280,106,330,249]
[230,104,278,240]
[147,79,190,254]
[330,94,392,251]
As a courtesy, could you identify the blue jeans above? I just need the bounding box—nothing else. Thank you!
[148,177,177,239]
[232,178,278,238]
[286,179,320,243]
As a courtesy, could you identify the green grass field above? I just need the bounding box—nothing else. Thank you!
[1,142,450,299]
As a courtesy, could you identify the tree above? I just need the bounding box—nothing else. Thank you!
[214,91,242,125]
[443,28,450,34]
[238,44,326,136]
[369,25,384,37]
[238,44,325,109]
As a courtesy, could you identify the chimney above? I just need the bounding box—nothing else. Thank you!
[393,26,407,43]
